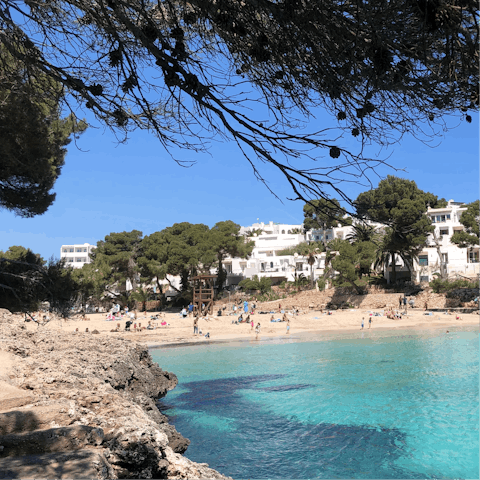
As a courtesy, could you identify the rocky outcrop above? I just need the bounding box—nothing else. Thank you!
[0,309,230,479]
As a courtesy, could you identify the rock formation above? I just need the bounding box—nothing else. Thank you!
[0,309,230,479]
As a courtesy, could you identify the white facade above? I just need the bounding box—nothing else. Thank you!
[380,200,479,282]
[226,200,478,286]
[60,243,95,268]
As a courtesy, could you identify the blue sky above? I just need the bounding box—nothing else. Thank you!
[1,107,478,261]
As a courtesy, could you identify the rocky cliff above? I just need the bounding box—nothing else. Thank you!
[0,309,230,479]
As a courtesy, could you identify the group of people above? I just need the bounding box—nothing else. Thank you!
[361,316,373,329]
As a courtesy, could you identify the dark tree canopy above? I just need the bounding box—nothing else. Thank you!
[0,246,77,313]
[0,0,477,211]
[355,175,436,282]
[0,47,87,217]
[450,200,480,247]
[303,198,352,238]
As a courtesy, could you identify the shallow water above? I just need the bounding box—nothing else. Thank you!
[152,327,479,479]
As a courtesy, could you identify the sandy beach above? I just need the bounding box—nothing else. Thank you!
[23,307,479,348]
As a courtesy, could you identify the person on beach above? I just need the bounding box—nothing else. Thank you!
[244,301,248,314]
[255,323,261,338]
[368,317,372,329]
[361,318,364,329]
[286,319,290,334]
[278,303,282,313]
[181,307,187,318]
[424,301,428,311]
[188,302,194,317]
[251,319,254,331]
[193,316,199,335]
[399,296,402,309]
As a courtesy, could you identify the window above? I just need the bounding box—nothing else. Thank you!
[436,215,446,223]
[69,248,74,252]
[430,216,436,223]
[468,250,479,263]
[439,228,449,235]
[420,275,429,283]
[270,261,274,268]
[446,214,451,220]
[76,248,82,252]
[295,262,303,270]
[225,264,232,274]
[83,248,87,252]
[418,255,428,266]
[68,258,74,262]
[62,249,67,253]
[441,253,448,264]
[281,230,285,234]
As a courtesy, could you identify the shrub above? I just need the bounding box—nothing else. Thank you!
[429,277,478,294]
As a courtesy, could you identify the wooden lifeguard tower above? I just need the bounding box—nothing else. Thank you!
[192,274,217,315]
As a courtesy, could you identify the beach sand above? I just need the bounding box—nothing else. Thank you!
[23,307,479,348]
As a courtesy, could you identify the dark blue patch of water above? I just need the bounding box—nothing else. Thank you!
[158,374,430,479]
[257,384,314,392]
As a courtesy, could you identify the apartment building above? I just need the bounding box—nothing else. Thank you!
[60,243,95,268]
[386,200,479,283]
[226,200,478,287]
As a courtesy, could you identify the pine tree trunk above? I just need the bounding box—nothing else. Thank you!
[391,252,396,284]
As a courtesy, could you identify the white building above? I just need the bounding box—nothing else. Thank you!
[221,221,309,285]
[226,200,478,287]
[386,200,479,283]
[60,243,95,268]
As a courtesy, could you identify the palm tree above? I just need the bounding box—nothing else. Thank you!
[374,232,420,283]
[346,223,380,245]
[130,286,151,312]
[296,241,324,289]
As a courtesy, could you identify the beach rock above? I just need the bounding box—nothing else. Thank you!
[0,311,230,479]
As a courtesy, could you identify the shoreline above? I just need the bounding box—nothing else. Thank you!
[0,309,231,479]
[24,307,478,350]
[146,320,479,350]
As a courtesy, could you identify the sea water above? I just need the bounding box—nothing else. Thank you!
[151,327,479,479]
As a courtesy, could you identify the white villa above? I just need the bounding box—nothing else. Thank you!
[219,222,306,287]
[384,200,480,283]
[223,200,478,287]
[60,199,477,290]
[60,243,95,268]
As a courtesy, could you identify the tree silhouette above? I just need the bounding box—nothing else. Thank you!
[1,0,477,213]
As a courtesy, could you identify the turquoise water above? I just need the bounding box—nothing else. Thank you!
[152,327,479,479]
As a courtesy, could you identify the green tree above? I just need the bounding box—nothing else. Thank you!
[140,223,214,296]
[346,223,380,245]
[130,286,152,312]
[0,247,78,315]
[70,263,105,311]
[303,199,351,246]
[0,246,45,311]
[210,221,254,292]
[239,275,271,295]
[0,46,87,216]
[451,200,480,248]
[1,1,476,211]
[355,176,435,283]
[330,240,364,293]
[91,230,143,303]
